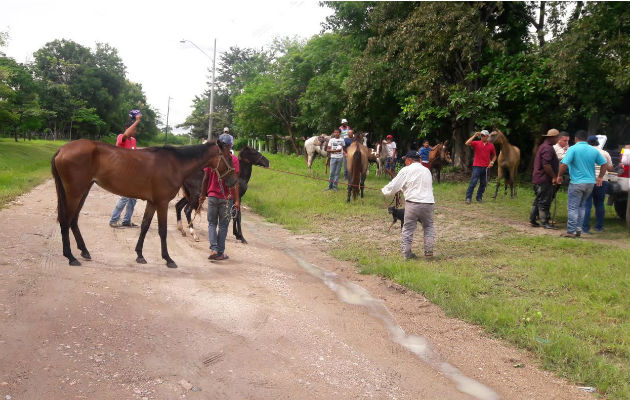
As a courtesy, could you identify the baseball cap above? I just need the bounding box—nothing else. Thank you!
[129,109,142,119]
[218,133,234,146]
[341,118,348,124]
[223,127,230,133]
[405,150,421,160]
[386,134,393,139]
[587,135,599,146]
[480,130,490,136]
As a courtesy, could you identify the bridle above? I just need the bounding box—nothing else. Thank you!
[208,149,235,179]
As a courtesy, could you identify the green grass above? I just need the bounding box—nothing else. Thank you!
[0,138,66,207]
[244,152,630,399]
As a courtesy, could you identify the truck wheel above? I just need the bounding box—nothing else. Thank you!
[614,199,627,220]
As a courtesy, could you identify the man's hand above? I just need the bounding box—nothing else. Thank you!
[489,161,494,167]
[135,114,142,122]
[198,195,206,206]
[234,200,240,210]
[552,177,557,185]
[556,175,563,185]
[596,177,603,187]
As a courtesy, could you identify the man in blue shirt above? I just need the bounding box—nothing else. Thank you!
[556,130,607,238]
[418,140,433,169]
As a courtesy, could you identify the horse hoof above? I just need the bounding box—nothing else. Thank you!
[180,231,187,237]
[81,251,91,260]
[241,239,248,244]
[136,256,147,264]
[69,259,81,266]
[166,261,178,269]
[193,236,200,242]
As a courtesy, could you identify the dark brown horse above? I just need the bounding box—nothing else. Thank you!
[489,130,521,198]
[175,146,270,244]
[51,139,237,268]
[346,133,369,202]
[428,141,452,183]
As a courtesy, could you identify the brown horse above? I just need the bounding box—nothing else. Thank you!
[489,130,520,198]
[175,146,270,244]
[346,133,369,202]
[428,141,452,183]
[51,139,237,268]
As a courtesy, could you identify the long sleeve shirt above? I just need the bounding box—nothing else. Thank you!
[381,162,434,204]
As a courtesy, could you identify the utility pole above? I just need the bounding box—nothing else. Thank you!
[165,96,172,145]
[208,38,216,142]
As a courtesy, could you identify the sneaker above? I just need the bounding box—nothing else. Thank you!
[575,230,582,238]
[594,228,604,232]
[121,221,138,227]
[208,251,219,260]
[109,221,120,228]
[404,252,418,260]
[214,254,229,261]
[561,232,576,238]
[542,223,558,230]
[465,199,471,205]
[424,252,434,258]
[530,221,541,228]
[476,199,483,203]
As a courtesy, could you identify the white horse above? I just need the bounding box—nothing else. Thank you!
[371,142,388,177]
[304,135,329,171]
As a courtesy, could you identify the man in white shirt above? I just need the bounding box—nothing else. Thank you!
[326,129,345,190]
[383,134,397,177]
[554,132,569,161]
[382,151,435,259]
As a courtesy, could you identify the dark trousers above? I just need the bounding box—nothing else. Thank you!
[530,182,554,224]
[465,166,488,201]
[582,181,608,232]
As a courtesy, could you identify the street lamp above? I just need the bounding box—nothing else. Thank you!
[165,96,172,145]
[180,38,217,142]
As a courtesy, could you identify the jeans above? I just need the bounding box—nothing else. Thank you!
[110,196,137,224]
[386,157,397,172]
[582,181,607,232]
[207,196,231,255]
[328,157,343,189]
[566,183,594,234]
[465,166,488,201]
[530,182,554,224]
[402,202,435,256]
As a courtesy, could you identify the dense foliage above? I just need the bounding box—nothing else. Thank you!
[183,1,629,170]
[0,38,160,141]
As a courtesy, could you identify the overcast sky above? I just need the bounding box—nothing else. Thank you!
[1,0,333,134]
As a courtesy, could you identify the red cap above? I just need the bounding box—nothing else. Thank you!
[386,134,393,139]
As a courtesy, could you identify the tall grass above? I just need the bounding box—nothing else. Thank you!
[244,151,630,399]
[0,139,65,207]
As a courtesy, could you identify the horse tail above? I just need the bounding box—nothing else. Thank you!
[51,150,67,224]
[351,145,361,199]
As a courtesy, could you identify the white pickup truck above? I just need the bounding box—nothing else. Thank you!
[607,146,629,226]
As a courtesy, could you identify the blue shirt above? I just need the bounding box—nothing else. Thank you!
[419,147,431,162]
[561,141,606,184]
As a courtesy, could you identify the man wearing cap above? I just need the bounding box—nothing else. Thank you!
[339,119,351,139]
[530,129,560,228]
[326,128,344,190]
[200,133,240,260]
[109,110,142,228]
[381,151,435,260]
[582,135,613,233]
[383,135,397,177]
[464,130,497,204]
[342,129,355,181]
[556,130,607,238]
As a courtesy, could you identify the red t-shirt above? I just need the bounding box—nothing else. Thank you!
[116,134,136,149]
[203,154,240,199]
[470,140,496,167]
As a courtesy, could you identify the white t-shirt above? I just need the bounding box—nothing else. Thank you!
[328,137,345,159]
[385,141,397,158]
[595,148,612,179]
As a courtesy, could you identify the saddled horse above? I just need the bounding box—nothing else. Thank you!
[175,146,269,244]
[428,141,452,183]
[51,139,237,268]
[346,133,369,203]
[304,135,329,172]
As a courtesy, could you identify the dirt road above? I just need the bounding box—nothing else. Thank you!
[0,181,592,399]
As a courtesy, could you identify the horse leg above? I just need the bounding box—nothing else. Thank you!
[360,173,367,202]
[184,204,199,241]
[346,182,352,203]
[436,166,441,184]
[175,197,187,236]
[236,209,247,244]
[135,201,156,264]
[156,202,177,268]
[62,185,92,266]
[71,184,94,260]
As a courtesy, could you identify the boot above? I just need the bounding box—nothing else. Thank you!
[529,206,540,227]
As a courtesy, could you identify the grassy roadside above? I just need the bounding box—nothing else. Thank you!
[0,138,66,207]
[244,152,629,399]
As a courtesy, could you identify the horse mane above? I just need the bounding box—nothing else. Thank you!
[144,141,220,161]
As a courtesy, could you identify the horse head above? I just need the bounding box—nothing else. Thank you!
[239,146,270,168]
[441,140,452,163]
[215,141,239,187]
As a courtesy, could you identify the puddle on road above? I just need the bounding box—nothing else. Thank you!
[284,247,500,400]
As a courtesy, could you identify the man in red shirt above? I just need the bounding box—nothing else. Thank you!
[109,110,142,227]
[464,130,496,204]
[200,133,240,261]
